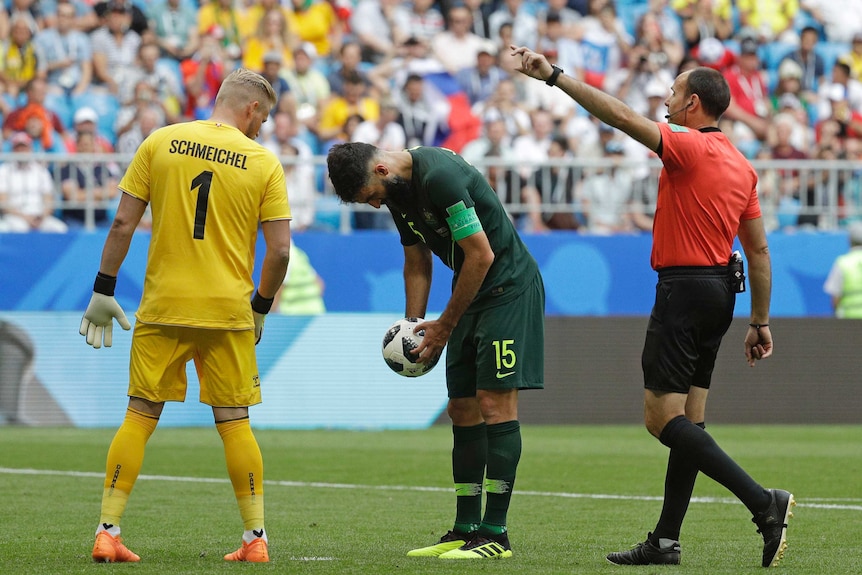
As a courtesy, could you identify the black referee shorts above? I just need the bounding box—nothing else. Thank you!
[642,266,736,393]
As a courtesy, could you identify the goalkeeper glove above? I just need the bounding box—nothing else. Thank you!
[80,273,131,349]
[251,290,274,345]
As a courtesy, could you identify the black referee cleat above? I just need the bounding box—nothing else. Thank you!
[606,533,681,565]
[753,488,795,567]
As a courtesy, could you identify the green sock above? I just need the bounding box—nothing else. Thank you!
[452,423,487,531]
[480,420,521,533]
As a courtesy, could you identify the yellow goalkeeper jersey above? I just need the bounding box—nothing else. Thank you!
[119,120,291,329]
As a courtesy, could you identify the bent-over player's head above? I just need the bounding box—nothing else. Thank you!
[214,68,277,138]
[327,142,379,203]
[683,67,731,119]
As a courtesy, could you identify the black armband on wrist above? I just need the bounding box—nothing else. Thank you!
[251,290,274,314]
[545,65,563,87]
[93,272,117,296]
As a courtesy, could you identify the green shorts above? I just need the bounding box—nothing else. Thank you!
[446,272,545,398]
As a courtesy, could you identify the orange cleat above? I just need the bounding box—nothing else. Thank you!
[92,531,141,563]
[224,537,269,562]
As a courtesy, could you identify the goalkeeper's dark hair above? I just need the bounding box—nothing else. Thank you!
[327,142,378,203]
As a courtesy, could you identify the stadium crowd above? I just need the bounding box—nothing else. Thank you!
[1,0,862,233]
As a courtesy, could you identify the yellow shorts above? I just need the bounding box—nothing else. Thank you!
[129,322,261,407]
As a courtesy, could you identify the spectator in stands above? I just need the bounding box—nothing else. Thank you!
[146,0,199,61]
[259,50,292,117]
[0,132,68,232]
[461,0,494,40]
[0,13,45,100]
[349,0,405,64]
[472,77,531,140]
[395,0,444,44]
[536,11,582,81]
[839,31,862,81]
[116,104,163,154]
[242,7,297,73]
[823,221,862,317]
[579,139,635,234]
[723,36,772,153]
[609,43,675,118]
[781,26,825,95]
[576,0,632,89]
[771,59,815,119]
[673,0,734,51]
[816,84,862,141]
[772,94,814,150]
[287,0,342,61]
[461,116,515,167]
[327,41,369,97]
[489,0,538,49]
[3,77,66,141]
[123,42,183,123]
[315,70,378,144]
[114,81,166,145]
[239,0,291,40]
[455,43,507,107]
[737,0,799,43]
[93,0,149,36]
[278,142,317,231]
[512,107,555,183]
[180,27,229,120]
[394,73,449,148]
[800,0,862,44]
[8,0,43,30]
[519,47,579,126]
[66,105,114,152]
[536,0,582,39]
[816,61,862,121]
[352,99,406,152]
[641,0,686,48]
[644,77,671,121]
[90,0,142,95]
[35,2,93,97]
[367,36,444,101]
[523,135,582,231]
[196,0,243,64]
[284,42,331,135]
[60,130,119,228]
[431,4,489,74]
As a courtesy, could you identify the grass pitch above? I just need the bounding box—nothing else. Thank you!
[0,425,860,574]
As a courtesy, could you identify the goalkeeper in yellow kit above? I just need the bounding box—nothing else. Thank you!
[79,68,292,563]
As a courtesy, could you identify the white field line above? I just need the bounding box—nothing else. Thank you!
[1,467,860,512]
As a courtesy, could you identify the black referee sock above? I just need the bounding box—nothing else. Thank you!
[452,423,487,532]
[651,421,705,544]
[659,415,771,514]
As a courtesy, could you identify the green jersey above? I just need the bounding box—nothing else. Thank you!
[389,147,540,311]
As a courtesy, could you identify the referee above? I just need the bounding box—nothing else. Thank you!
[512,46,794,568]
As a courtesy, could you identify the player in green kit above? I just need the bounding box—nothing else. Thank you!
[79,68,292,564]
[327,143,545,559]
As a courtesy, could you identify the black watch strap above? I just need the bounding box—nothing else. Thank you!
[545,65,563,87]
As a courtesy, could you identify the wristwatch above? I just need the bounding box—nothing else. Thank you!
[545,65,563,87]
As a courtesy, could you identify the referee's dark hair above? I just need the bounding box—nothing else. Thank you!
[327,142,377,203]
[687,67,731,119]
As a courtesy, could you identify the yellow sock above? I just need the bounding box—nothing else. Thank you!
[99,408,158,526]
[217,418,264,531]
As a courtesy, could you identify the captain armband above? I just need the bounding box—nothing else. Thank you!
[445,202,482,241]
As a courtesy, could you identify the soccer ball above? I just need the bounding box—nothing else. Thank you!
[382,317,439,377]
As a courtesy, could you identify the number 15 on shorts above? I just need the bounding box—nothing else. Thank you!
[493,339,516,379]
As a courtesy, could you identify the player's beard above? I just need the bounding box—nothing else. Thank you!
[383,175,411,211]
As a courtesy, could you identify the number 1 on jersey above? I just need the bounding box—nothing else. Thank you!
[191,170,213,239]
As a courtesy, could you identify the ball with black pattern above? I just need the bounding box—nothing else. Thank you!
[381,317,439,377]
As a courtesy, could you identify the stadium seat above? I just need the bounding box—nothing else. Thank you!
[759,42,796,72]
[816,41,851,78]
[44,92,74,130]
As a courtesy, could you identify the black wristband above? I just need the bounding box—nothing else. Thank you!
[251,290,274,314]
[545,65,563,87]
[749,323,769,329]
[93,272,117,296]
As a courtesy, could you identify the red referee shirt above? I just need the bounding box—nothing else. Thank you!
[651,122,761,269]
